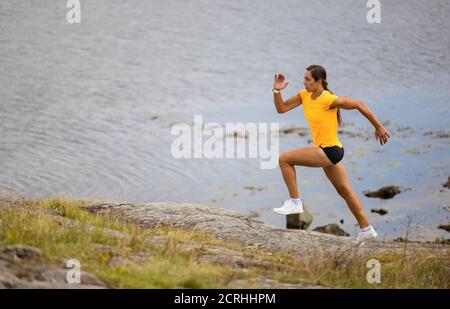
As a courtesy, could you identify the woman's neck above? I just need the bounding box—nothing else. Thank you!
[311,87,325,99]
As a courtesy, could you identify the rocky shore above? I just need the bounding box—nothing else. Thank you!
[0,197,449,288]
[85,202,450,258]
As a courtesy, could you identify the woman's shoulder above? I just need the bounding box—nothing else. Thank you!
[323,90,338,99]
[323,90,339,103]
[299,89,309,100]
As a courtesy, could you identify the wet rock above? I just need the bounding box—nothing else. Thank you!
[438,224,450,233]
[423,131,450,139]
[371,208,389,216]
[312,224,350,237]
[403,147,426,155]
[364,186,401,199]
[443,177,450,189]
[226,131,248,139]
[397,126,412,132]
[281,127,309,136]
[286,207,313,230]
[243,186,267,195]
[437,132,450,139]
[337,130,366,139]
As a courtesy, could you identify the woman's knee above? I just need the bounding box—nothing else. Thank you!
[335,184,353,197]
[278,152,291,165]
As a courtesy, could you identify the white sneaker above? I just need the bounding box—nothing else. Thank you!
[273,199,304,215]
[354,226,378,245]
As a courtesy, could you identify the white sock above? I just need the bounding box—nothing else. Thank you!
[361,226,371,232]
[290,198,301,206]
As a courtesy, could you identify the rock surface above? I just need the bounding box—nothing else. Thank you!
[286,206,313,230]
[2,199,449,289]
[85,202,450,258]
[443,177,450,189]
[0,245,106,289]
[371,208,389,216]
[364,186,401,199]
[312,224,350,237]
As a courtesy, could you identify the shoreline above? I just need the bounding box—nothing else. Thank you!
[1,196,449,288]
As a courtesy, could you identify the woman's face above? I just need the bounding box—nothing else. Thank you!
[303,70,320,92]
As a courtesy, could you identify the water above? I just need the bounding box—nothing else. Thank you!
[1,0,449,241]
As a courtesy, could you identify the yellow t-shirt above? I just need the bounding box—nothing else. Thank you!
[299,89,343,148]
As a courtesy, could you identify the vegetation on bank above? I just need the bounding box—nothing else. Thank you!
[0,196,448,288]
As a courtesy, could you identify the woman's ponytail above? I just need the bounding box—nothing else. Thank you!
[306,65,343,127]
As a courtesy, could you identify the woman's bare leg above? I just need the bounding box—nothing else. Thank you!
[279,147,334,199]
[322,162,369,228]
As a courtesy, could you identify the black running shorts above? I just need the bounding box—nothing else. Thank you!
[320,146,344,165]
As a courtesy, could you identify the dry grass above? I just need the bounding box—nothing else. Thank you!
[0,195,449,288]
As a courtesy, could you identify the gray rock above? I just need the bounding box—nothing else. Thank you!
[0,259,9,268]
[2,245,43,260]
[144,235,166,247]
[443,177,450,189]
[0,245,107,289]
[371,208,389,216]
[108,252,151,268]
[40,269,106,286]
[0,268,21,288]
[226,276,328,289]
[197,247,286,271]
[286,206,313,230]
[438,224,450,233]
[85,202,450,259]
[364,186,401,199]
[12,280,106,289]
[313,224,350,237]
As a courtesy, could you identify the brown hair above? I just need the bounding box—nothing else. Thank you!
[306,65,342,127]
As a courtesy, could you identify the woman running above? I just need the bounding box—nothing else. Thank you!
[272,65,390,244]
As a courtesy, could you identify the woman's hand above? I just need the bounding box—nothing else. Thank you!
[273,73,289,91]
[375,125,390,145]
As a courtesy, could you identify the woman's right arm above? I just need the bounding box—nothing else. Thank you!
[273,73,302,113]
[273,92,302,114]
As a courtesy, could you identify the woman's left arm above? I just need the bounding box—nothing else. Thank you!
[330,97,390,145]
